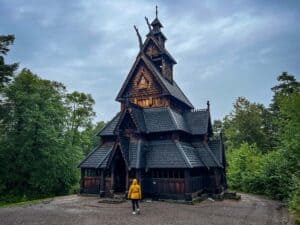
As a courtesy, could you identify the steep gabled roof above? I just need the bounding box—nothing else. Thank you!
[128,107,147,132]
[177,141,206,168]
[144,140,222,169]
[79,139,224,169]
[208,138,225,166]
[116,53,193,109]
[96,106,211,137]
[119,136,130,164]
[142,55,193,108]
[115,54,167,100]
[203,142,223,167]
[142,36,176,64]
[184,110,210,135]
[192,142,223,168]
[151,17,163,27]
[115,109,139,132]
[143,107,189,133]
[145,140,192,168]
[129,139,146,169]
[112,107,146,136]
[97,112,121,136]
[140,107,210,134]
[78,142,114,168]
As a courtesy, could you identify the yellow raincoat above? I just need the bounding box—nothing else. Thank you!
[128,179,142,199]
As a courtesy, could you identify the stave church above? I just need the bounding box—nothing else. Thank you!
[78,9,227,201]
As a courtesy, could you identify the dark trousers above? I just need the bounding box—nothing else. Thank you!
[131,199,139,211]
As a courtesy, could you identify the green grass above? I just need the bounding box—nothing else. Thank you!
[0,197,53,208]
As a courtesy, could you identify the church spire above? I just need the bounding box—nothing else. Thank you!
[150,6,166,48]
[151,6,163,32]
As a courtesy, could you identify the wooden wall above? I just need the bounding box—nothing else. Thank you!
[145,41,160,58]
[121,61,171,109]
[82,176,100,194]
[142,178,185,198]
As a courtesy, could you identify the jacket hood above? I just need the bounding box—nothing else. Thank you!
[132,179,138,185]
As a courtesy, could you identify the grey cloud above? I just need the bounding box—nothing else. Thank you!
[1,0,300,121]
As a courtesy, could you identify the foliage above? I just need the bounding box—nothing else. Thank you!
[223,97,274,152]
[80,121,105,156]
[212,119,223,133]
[0,35,18,89]
[0,196,53,208]
[227,143,265,193]
[0,68,104,201]
[0,69,75,197]
[65,91,96,145]
[270,72,300,113]
[224,73,300,222]
[289,175,300,225]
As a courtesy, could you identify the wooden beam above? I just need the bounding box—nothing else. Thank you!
[80,168,85,193]
[99,169,105,197]
[184,169,192,201]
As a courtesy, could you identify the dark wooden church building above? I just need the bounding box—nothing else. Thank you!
[79,10,227,200]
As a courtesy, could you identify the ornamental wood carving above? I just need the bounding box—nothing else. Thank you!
[145,41,160,58]
[122,61,170,108]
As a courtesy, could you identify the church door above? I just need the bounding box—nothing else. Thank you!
[112,148,127,193]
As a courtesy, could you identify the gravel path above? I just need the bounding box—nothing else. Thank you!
[0,193,292,225]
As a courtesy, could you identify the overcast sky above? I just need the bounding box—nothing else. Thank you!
[1,0,300,122]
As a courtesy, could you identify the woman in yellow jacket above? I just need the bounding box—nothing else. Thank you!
[127,178,142,215]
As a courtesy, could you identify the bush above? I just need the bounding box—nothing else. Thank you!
[289,175,300,224]
[227,143,265,193]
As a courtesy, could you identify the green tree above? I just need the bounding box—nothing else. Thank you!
[227,143,265,193]
[212,119,223,134]
[269,72,300,144]
[0,35,18,89]
[0,69,81,198]
[79,120,106,156]
[223,73,299,222]
[223,97,272,152]
[261,74,300,202]
[259,91,300,201]
[65,91,96,146]
[271,72,300,109]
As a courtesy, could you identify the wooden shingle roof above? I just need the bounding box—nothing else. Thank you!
[78,142,114,168]
[79,139,223,169]
[97,106,211,136]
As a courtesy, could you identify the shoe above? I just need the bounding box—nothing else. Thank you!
[137,208,140,214]
[132,211,136,215]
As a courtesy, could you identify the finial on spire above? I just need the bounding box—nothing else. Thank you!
[156,5,158,18]
[133,25,143,50]
[207,100,210,111]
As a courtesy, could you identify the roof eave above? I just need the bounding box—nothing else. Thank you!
[77,145,101,168]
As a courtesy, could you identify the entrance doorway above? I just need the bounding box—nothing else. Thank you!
[112,148,127,193]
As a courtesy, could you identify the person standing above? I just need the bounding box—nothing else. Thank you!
[127,178,142,215]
